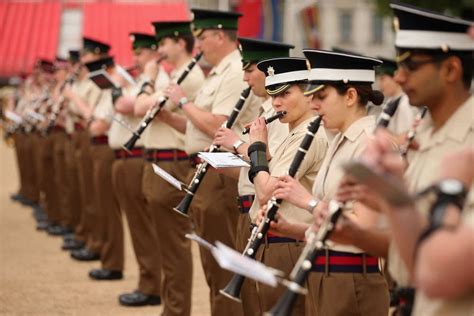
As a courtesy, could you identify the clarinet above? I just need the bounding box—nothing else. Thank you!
[122,52,203,151]
[266,201,343,316]
[219,116,323,302]
[242,111,286,134]
[43,72,78,135]
[401,106,428,157]
[266,101,401,315]
[173,87,252,217]
[376,96,401,128]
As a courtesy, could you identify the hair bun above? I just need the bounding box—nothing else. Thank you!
[370,90,384,106]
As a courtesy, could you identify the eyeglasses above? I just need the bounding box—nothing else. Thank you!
[397,56,444,73]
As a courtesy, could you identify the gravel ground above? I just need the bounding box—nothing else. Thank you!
[0,141,211,316]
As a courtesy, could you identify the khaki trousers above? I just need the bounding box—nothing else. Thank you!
[112,158,161,296]
[235,213,262,316]
[305,269,389,316]
[190,169,243,316]
[26,133,41,203]
[15,132,39,203]
[90,143,123,271]
[256,242,306,315]
[39,132,61,224]
[52,130,70,228]
[13,132,30,199]
[142,159,192,316]
[63,133,82,229]
[73,130,94,244]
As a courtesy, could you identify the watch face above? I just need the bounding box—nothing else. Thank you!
[439,179,463,195]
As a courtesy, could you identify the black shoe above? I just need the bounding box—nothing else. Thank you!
[89,268,123,280]
[10,193,26,202]
[47,224,66,236]
[33,206,47,222]
[119,290,161,306]
[63,233,76,242]
[71,248,100,261]
[36,220,51,231]
[62,238,85,251]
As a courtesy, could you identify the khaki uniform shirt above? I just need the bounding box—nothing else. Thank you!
[143,63,204,149]
[388,96,474,316]
[108,80,143,149]
[70,78,102,118]
[238,97,289,196]
[185,49,261,154]
[89,89,114,137]
[249,116,328,224]
[312,115,377,253]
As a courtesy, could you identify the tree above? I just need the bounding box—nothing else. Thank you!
[372,0,473,20]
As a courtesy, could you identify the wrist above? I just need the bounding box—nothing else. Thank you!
[232,139,245,153]
[178,96,189,109]
[306,198,319,212]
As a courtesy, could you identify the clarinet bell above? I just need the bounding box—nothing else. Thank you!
[219,274,245,303]
[173,194,192,217]
[122,134,139,152]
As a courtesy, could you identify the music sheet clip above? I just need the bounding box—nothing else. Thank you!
[152,163,183,191]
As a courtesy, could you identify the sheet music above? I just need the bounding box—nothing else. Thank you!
[5,110,23,124]
[198,152,250,169]
[213,242,278,287]
[152,163,182,191]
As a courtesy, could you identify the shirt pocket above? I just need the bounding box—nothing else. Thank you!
[195,80,218,111]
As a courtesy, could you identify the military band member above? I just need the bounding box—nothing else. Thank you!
[45,57,74,236]
[64,37,109,261]
[246,57,327,314]
[212,37,291,315]
[132,21,206,314]
[111,32,161,307]
[61,50,85,250]
[373,3,473,315]
[164,9,261,315]
[271,50,390,315]
[81,56,124,280]
[11,60,51,215]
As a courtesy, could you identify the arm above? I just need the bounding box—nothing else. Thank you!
[89,119,110,136]
[157,108,188,134]
[114,95,135,115]
[415,223,474,298]
[63,86,94,120]
[134,93,156,116]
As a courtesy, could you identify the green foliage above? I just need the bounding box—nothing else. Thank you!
[372,0,473,19]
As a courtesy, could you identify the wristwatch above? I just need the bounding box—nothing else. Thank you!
[437,179,465,195]
[306,198,319,212]
[178,96,189,109]
[232,139,245,153]
[436,179,466,209]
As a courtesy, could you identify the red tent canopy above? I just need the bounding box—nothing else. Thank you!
[82,1,189,69]
[0,2,62,77]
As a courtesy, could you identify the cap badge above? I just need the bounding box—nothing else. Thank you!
[267,66,275,76]
[393,17,400,32]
